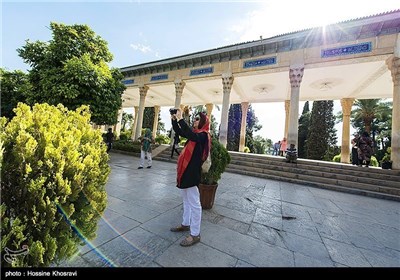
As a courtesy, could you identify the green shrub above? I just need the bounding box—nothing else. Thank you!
[155,134,169,145]
[119,130,131,141]
[370,156,378,167]
[112,140,142,153]
[0,103,109,267]
[381,147,392,164]
[332,154,341,162]
[200,138,231,185]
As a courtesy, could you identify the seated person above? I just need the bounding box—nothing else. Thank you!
[285,143,298,163]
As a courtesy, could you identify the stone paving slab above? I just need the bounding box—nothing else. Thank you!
[56,152,400,268]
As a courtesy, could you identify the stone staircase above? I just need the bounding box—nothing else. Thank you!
[155,145,400,202]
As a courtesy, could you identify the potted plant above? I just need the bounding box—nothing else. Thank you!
[199,138,231,209]
[381,147,392,169]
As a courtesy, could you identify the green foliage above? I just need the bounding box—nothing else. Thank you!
[332,154,341,162]
[119,130,131,141]
[370,156,379,167]
[17,22,125,125]
[298,101,311,158]
[227,104,241,151]
[227,104,261,152]
[252,135,270,154]
[112,140,141,153]
[332,154,378,167]
[0,68,31,119]
[381,147,392,163]
[201,138,231,185]
[121,112,133,131]
[0,103,109,267]
[142,107,155,131]
[306,100,337,160]
[155,134,169,145]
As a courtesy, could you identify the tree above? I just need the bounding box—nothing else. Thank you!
[17,22,125,125]
[1,103,109,267]
[306,100,337,160]
[227,104,241,151]
[0,68,31,120]
[298,101,310,158]
[226,104,261,152]
[245,105,262,153]
[351,99,392,150]
[121,112,133,131]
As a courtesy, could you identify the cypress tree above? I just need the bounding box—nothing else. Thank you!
[306,100,337,160]
[298,101,310,158]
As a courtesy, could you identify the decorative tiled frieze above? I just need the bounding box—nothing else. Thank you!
[122,79,134,85]
[150,74,168,81]
[190,67,213,76]
[243,57,276,68]
[321,42,372,58]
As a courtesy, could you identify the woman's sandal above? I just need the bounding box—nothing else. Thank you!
[170,224,190,232]
[180,235,201,247]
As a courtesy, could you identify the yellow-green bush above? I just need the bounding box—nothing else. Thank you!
[0,103,109,267]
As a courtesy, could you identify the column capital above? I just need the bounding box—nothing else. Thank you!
[340,98,355,116]
[387,56,400,86]
[174,80,186,92]
[289,65,304,88]
[222,74,234,93]
[139,85,149,97]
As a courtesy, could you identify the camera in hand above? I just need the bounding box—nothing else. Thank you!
[169,108,177,115]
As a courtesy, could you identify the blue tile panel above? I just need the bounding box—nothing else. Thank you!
[150,74,168,81]
[122,79,134,85]
[190,67,214,76]
[243,57,276,69]
[321,42,372,58]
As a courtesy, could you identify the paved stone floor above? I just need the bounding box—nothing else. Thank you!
[60,152,400,268]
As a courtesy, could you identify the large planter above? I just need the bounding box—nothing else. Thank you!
[198,183,218,210]
[382,161,392,169]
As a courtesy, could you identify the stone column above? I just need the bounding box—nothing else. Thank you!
[152,105,160,139]
[284,100,290,139]
[340,98,354,164]
[219,73,234,147]
[287,65,304,148]
[131,106,139,141]
[388,56,400,170]
[134,85,148,140]
[174,79,185,108]
[205,103,213,118]
[170,79,186,145]
[239,102,249,152]
[114,108,123,138]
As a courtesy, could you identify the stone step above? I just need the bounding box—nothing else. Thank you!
[153,147,400,201]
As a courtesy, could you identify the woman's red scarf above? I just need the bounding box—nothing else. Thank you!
[176,116,211,186]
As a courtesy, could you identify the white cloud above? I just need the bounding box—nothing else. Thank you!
[129,43,152,53]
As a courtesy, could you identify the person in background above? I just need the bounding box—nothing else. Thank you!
[357,131,373,167]
[171,132,181,159]
[170,109,210,247]
[351,133,360,165]
[138,128,154,169]
[285,143,298,163]
[279,137,287,156]
[273,140,281,156]
[105,128,114,153]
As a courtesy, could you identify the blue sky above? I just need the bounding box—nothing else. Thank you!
[2,0,399,143]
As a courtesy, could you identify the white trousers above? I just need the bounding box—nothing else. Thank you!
[181,186,202,236]
[139,150,152,167]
